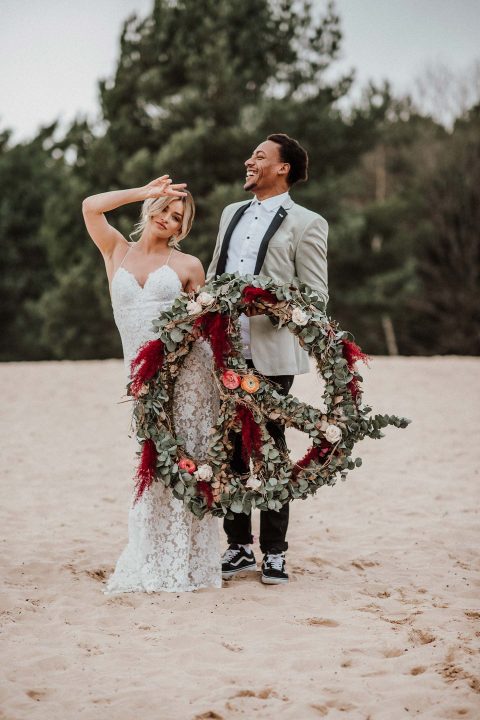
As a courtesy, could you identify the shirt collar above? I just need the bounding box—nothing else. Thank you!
[253,191,290,213]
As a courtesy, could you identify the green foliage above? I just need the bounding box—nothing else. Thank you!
[132,275,409,518]
[0,1,478,359]
[0,125,61,359]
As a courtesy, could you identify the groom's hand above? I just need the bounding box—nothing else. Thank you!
[244,306,262,317]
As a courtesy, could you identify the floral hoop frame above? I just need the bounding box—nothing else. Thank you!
[129,274,409,519]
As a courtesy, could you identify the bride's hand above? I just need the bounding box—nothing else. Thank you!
[143,175,188,199]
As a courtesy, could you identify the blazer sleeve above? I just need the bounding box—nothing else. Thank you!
[294,216,329,307]
[206,207,228,283]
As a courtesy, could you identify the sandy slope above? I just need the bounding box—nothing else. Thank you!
[1,357,479,720]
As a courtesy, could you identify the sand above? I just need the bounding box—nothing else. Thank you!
[1,357,479,720]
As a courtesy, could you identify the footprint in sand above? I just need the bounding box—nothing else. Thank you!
[464,611,480,620]
[63,563,111,581]
[233,689,275,699]
[85,568,108,581]
[440,664,480,693]
[307,557,331,568]
[194,712,224,720]
[26,689,49,701]
[409,628,436,645]
[229,687,288,702]
[351,559,380,571]
[303,618,339,627]
[383,647,405,658]
[410,666,427,675]
[221,641,243,653]
[356,603,381,615]
[106,596,135,607]
[78,642,103,656]
[311,704,330,716]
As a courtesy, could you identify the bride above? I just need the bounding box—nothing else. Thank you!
[82,176,221,593]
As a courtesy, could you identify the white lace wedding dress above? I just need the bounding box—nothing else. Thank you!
[104,252,221,594]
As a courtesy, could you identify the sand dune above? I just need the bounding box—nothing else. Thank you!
[1,357,479,719]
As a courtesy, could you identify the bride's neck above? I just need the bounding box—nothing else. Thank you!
[137,228,171,254]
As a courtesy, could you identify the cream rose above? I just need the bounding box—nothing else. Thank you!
[246,475,262,490]
[186,300,203,315]
[195,463,213,481]
[291,307,309,326]
[325,424,342,444]
[197,291,214,307]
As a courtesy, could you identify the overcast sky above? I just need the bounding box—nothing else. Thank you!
[1,0,479,141]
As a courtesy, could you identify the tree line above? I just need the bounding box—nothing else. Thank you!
[1,0,479,360]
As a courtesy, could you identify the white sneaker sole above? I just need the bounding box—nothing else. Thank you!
[222,563,257,580]
[261,574,289,585]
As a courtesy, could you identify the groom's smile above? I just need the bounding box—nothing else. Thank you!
[243,140,290,198]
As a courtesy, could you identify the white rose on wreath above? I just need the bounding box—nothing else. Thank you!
[197,291,215,307]
[195,464,214,481]
[186,300,203,315]
[246,475,262,490]
[291,307,309,326]
[325,424,342,444]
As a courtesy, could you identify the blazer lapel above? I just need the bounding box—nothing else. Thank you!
[215,202,251,277]
[253,206,288,274]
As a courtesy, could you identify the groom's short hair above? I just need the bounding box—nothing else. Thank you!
[267,133,308,186]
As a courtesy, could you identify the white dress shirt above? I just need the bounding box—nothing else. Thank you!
[225,191,290,358]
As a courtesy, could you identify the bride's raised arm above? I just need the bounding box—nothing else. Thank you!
[82,176,187,257]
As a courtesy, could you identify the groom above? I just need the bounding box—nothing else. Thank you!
[206,133,328,585]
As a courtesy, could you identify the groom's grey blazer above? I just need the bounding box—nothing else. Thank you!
[206,196,328,376]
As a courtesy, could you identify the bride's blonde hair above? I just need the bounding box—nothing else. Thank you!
[130,191,195,248]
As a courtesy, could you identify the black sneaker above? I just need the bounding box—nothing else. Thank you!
[261,550,289,585]
[222,544,257,579]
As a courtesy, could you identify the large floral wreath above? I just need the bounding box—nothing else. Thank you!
[128,274,410,519]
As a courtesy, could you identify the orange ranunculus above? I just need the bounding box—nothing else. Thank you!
[241,373,260,394]
[222,370,241,389]
[178,458,196,474]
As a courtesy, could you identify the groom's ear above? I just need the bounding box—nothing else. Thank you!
[278,163,290,177]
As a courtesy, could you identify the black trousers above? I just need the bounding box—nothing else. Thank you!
[223,360,293,554]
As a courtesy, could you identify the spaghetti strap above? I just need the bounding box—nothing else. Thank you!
[164,246,175,267]
[119,246,132,268]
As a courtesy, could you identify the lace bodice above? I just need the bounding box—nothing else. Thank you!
[111,264,182,374]
[105,259,221,594]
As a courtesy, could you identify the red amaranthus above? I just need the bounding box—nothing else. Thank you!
[341,339,370,400]
[197,481,214,508]
[134,439,157,503]
[242,286,276,306]
[194,313,232,371]
[130,339,164,396]
[235,403,263,464]
[292,443,330,480]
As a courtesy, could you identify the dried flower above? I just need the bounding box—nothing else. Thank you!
[179,458,196,474]
[186,300,203,315]
[325,424,342,443]
[195,464,213,481]
[291,307,309,326]
[246,475,262,490]
[197,291,215,306]
[241,374,260,394]
[222,370,241,389]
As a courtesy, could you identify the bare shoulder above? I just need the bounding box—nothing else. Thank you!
[173,250,204,270]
